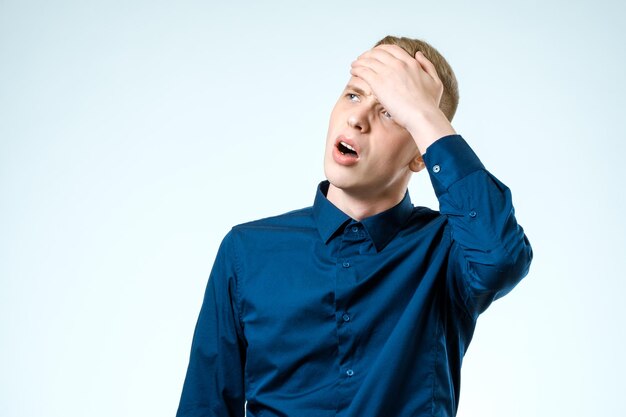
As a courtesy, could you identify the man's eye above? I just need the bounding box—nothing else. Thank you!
[382,110,392,119]
[347,93,359,102]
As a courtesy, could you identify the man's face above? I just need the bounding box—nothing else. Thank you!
[324,75,423,198]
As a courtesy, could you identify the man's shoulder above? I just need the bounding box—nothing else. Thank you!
[231,205,315,233]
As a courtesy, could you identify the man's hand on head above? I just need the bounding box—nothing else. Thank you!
[350,44,456,153]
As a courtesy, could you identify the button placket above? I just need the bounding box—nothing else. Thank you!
[334,223,365,389]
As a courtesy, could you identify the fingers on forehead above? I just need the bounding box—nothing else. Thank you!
[361,44,412,63]
[371,45,413,61]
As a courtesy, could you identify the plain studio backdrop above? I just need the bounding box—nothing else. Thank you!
[1,1,625,416]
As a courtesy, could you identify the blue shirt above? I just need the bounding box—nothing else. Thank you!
[176,135,533,417]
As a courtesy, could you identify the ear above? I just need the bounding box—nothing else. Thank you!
[409,153,426,173]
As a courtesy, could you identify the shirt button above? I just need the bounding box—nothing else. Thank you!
[351,226,359,233]
[469,210,477,218]
[342,313,351,322]
[342,262,350,268]
[433,164,441,173]
[346,369,354,377]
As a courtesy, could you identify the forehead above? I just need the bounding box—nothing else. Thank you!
[344,76,372,95]
[344,76,379,103]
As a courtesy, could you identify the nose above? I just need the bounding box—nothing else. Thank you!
[347,107,370,133]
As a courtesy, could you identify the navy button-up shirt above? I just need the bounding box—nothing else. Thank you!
[176,135,533,417]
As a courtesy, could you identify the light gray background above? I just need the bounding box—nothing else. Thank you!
[1,1,625,416]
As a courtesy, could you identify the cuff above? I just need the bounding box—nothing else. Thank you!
[422,134,485,197]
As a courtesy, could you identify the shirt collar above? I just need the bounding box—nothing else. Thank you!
[312,180,414,252]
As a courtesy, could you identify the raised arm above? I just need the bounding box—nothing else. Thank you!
[422,134,532,317]
[351,44,532,317]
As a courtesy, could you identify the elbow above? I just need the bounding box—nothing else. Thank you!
[482,234,533,296]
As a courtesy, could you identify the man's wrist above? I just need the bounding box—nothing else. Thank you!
[421,135,485,197]
[405,108,456,155]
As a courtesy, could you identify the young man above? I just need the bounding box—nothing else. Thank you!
[176,35,533,417]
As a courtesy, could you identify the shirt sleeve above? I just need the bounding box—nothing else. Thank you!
[422,134,533,319]
[176,230,247,417]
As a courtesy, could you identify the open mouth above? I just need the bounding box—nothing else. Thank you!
[337,140,358,158]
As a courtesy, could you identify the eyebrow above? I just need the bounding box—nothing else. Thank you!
[345,84,372,97]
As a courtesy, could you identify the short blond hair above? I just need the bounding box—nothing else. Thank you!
[374,35,459,121]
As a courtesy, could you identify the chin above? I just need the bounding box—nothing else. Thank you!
[325,168,366,195]
[323,153,376,194]
[324,159,348,188]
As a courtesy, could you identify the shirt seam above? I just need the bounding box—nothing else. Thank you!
[430,300,442,416]
[229,228,250,406]
[230,229,245,333]
[443,222,477,322]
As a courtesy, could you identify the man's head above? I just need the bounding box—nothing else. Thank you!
[323,35,458,204]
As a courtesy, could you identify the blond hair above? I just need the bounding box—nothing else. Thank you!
[375,35,459,121]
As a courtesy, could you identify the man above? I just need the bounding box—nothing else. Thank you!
[176,35,533,417]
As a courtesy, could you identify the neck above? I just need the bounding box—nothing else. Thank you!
[326,183,407,221]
